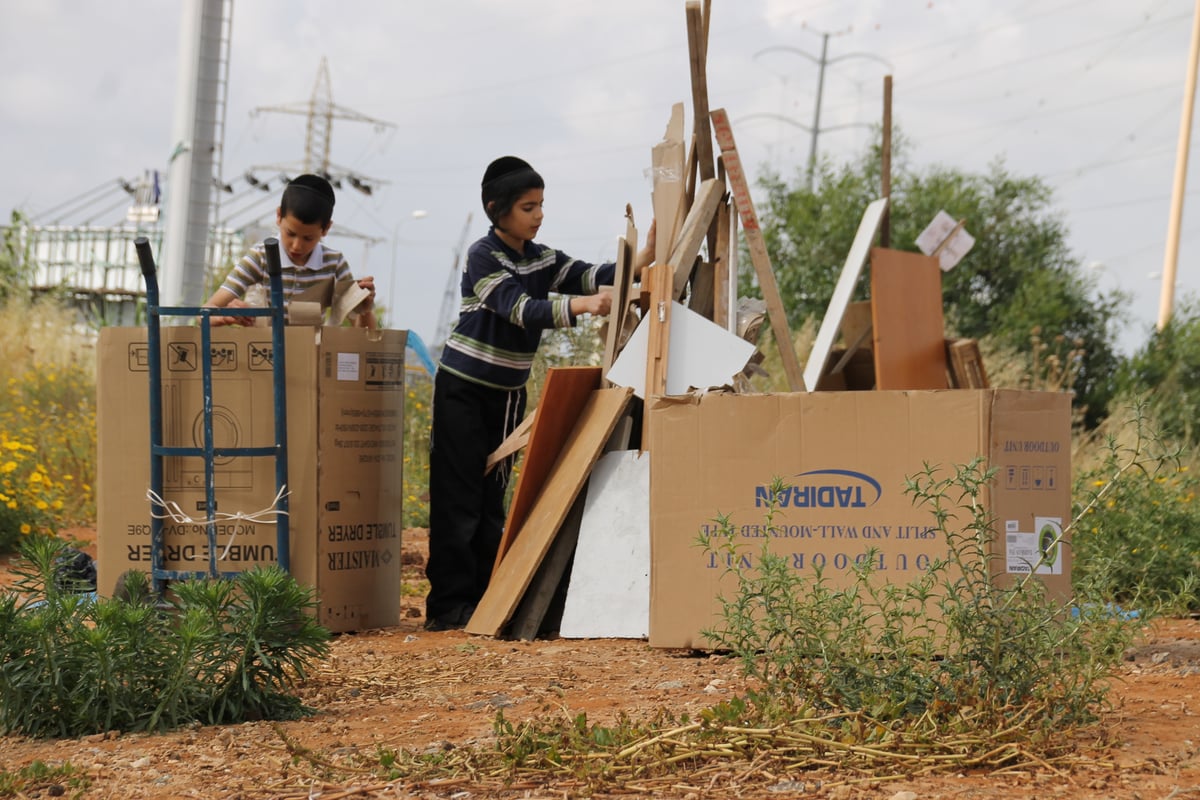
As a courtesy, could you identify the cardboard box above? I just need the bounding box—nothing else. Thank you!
[647,389,1071,649]
[96,325,406,633]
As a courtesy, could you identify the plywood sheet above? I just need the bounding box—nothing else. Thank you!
[467,387,633,637]
[559,450,651,639]
[870,247,949,390]
[494,367,600,571]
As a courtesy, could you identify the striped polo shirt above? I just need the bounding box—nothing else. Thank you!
[218,240,353,308]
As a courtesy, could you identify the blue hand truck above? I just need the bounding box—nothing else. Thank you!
[133,236,291,596]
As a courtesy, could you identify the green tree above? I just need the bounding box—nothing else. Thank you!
[1117,298,1200,444]
[752,142,1126,426]
[0,210,34,303]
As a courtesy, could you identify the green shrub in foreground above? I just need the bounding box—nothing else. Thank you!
[699,463,1141,746]
[0,535,330,738]
[1072,398,1200,614]
[0,759,88,799]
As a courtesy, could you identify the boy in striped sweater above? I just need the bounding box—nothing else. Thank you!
[424,155,654,631]
[204,173,377,328]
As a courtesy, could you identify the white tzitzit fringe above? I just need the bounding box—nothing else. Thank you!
[145,484,290,561]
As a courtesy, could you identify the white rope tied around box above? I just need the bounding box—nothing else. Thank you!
[145,484,290,561]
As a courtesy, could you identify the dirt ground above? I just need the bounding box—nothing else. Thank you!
[0,528,1198,800]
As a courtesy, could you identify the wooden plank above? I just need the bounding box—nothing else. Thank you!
[947,338,990,388]
[644,262,674,397]
[870,247,949,390]
[652,104,686,269]
[802,197,889,392]
[485,413,533,475]
[710,194,731,328]
[466,387,633,637]
[682,133,698,213]
[640,261,672,451]
[601,229,633,388]
[839,300,873,349]
[670,177,723,300]
[508,489,586,641]
[493,366,600,573]
[710,108,805,391]
[686,0,715,184]
[509,404,635,640]
[723,190,739,333]
[881,75,893,249]
[686,0,720,276]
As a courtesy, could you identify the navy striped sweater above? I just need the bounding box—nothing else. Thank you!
[439,227,615,390]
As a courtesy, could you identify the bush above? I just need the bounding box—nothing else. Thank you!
[699,464,1139,746]
[0,298,96,552]
[1072,399,1200,614]
[1116,300,1200,446]
[403,375,432,528]
[0,535,330,737]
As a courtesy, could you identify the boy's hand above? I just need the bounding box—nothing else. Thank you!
[207,298,254,327]
[357,276,377,309]
[570,290,612,318]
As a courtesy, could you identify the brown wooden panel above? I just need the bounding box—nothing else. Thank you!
[493,366,601,573]
[870,247,948,390]
[947,338,990,388]
[467,387,633,637]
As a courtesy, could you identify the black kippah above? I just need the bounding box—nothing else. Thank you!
[482,156,534,188]
[288,173,336,208]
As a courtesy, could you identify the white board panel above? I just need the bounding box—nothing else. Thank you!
[605,301,755,399]
[559,450,650,639]
[802,197,888,392]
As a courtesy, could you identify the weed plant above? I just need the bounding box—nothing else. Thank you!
[699,463,1139,749]
[0,535,330,738]
[0,759,87,799]
[403,374,432,528]
[0,298,95,551]
[1072,398,1200,614]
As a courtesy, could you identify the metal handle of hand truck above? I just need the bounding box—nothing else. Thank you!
[134,237,157,278]
[263,236,283,276]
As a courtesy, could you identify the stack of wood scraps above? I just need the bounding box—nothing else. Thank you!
[464,0,990,642]
[466,0,795,640]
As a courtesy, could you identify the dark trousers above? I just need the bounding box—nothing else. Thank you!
[425,369,526,622]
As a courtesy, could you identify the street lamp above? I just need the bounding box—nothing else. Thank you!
[387,209,429,323]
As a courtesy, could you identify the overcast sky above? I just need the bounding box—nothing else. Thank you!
[2,0,1197,356]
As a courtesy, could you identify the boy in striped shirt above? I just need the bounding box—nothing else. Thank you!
[204,173,377,328]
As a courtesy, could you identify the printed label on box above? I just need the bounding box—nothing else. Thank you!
[1006,516,1063,575]
[337,352,360,381]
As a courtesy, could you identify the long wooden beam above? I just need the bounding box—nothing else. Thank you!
[709,108,804,390]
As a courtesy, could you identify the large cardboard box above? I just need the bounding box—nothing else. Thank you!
[96,325,406,633]
[647,389,1071,649]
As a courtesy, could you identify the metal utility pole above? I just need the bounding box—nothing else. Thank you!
[1158,0,1200,331]
[755,32,891,191]
[252,56,395,184]
[162,0,233,309]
